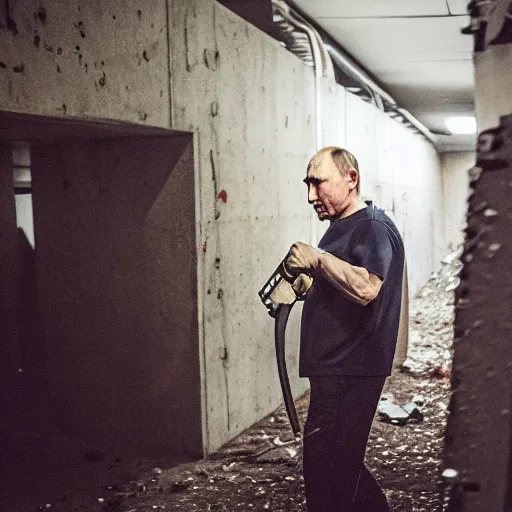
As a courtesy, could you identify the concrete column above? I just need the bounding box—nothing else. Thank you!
[0,141,20,440]
[443,8,512,510]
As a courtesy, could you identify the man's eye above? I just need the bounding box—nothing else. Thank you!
[304,178,323,186]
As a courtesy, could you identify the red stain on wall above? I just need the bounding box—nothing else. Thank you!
[218,189,228,203]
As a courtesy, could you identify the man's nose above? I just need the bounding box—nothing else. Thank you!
[308,184,318,204]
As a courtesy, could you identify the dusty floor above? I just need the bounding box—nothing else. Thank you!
[6,255,458,512]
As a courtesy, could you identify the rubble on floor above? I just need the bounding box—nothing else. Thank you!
[30,249,461,512]
[377,394,424,425]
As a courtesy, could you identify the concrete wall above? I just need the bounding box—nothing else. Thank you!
[14,195,34,247]
[2,0,447,455]
[170,0,444,452]
[170,0,316,452]
[30,134,201,453]
[343,93,444,295]
[440,151,475,251]
[0,0,170,126]
[12,143,36,247]
[0,141,21,440]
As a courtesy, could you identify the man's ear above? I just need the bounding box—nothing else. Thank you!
[348,169,359,189]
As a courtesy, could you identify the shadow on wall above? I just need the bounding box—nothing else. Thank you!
[17,227,45,376]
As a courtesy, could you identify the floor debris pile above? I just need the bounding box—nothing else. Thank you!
[377,393,425,426]
[27,251,461,512]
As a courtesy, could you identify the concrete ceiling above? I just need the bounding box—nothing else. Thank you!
[291,0,476,152]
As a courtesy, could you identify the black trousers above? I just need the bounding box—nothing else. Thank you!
[303,376,390,512]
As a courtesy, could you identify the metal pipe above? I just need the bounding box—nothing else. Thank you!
[394,107,438,145]
[326,41,437,146]
[324,43,397,107]
[275,2,437,146]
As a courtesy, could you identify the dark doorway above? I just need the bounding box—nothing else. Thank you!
[0,112,202,511]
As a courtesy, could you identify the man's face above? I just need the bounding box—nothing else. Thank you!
[304,155,356,221]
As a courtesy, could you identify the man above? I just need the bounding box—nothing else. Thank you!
[286,147,405,512]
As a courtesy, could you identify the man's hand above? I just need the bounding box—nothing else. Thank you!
[285,242,322,275]
[292,273,314,296]
[287,244,384,306]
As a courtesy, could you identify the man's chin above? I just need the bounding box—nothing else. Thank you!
[316,211,330,221]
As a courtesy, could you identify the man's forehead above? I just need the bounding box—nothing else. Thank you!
[306,154,336,177]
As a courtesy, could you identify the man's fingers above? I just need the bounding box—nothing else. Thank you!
[289,244,300,258]
[287,242,314,273]
[285,254,300,273]
[292,274,314,296]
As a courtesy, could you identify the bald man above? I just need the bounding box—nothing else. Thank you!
[286,147,405,512]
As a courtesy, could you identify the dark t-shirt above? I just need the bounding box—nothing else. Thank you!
[299,205,405,377]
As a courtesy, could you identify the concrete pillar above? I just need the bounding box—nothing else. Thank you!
[0,142,20,441]
[443,4,512,510]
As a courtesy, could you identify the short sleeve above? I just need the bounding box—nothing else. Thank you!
[349,220,394,281]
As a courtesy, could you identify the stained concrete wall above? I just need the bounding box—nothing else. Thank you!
[2,0,447,455]
[0,0,170,126]
[169,0,316,452]
[440,151,475,251]
[30,135,201,453]
[170,0,444,452]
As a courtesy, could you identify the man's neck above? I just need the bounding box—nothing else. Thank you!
[337,197,367,220]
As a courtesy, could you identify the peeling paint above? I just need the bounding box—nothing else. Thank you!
[13,64,24,73]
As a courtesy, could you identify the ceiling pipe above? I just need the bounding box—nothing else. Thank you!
[325,43,437,145]
[394,107,438,144]
[324,43,396,107]
[276,1,438,146]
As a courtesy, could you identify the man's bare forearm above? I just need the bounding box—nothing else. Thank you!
[316,252,382,306]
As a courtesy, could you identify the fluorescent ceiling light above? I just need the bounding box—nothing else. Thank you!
[445,116,477,135]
